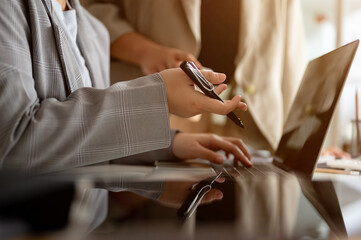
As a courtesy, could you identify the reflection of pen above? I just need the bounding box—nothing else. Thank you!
[177,172,222,219]
[180,61,245,128]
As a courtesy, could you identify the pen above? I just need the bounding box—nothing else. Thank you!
[177,172,223,219]
[180,61,245,128]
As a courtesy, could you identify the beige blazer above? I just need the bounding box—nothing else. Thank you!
[233,0,305,150]
[82,0,201,82]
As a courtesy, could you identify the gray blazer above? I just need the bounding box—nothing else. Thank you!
[0,0,174,173]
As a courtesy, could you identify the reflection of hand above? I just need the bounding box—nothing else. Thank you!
[160,68,247,118]
[158,179,224,208]
[172,133,252,167]
[140,45,202,75]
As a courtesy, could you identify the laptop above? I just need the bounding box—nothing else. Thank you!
[210,40,360,179]
[177,40,359,221]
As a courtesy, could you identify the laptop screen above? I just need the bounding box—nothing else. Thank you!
[273,40,359,177]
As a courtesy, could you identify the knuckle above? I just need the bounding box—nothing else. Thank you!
[210,133,218,140]
[200,70,209,77]
[234,139,243,145]
[229,144,238,153]
[191,100,200,111]
[188,144,198,153]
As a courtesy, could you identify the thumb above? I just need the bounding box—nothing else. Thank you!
[200,70,226,85]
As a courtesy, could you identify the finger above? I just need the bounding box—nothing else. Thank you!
[205,135,252,167]
[223,96,248,111]
[196,94,247,115]
[215,176,225,183]
[175,51,192,61]
[176,52,203,69]
[192,143,225,164]
[201,189,223,204]
[143,66,158,75]
[200,70,226,85]
[166,59,181,69]
[156,64,169,73]
[193,59,203,69]
[214,84,227,95]
[223,137,252,161]
[186,57,203,69]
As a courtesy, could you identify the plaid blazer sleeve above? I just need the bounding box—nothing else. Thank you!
[0,1,171,173]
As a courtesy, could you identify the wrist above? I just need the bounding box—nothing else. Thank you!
[137,42,161,66]
[172,131,186,160]
[171,130,183,159]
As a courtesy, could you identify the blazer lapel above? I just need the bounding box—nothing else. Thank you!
[181,0,201,44]
[41,0,84,93]
[72,3,97,88]
[72,0,110,89]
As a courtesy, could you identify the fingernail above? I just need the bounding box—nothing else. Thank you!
[247,158,253,166]
[240,102,247,111]
[218,73,226,81]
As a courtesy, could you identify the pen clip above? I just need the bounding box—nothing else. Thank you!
[183,185,212,217]
[188,62,214,91]
[177,172,222,219]
[180,61,245,128]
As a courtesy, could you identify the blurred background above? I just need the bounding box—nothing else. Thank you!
[301,0,361,151]
[169,0,361,155]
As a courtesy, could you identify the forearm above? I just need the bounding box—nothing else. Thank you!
[96,180,165,201]
[1,72,171,173]
[111,32,159,66]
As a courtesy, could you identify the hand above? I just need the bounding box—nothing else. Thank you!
[321,147,351,159]
[160,68,247,118]
[172,133,252,167]
[111,32,202,74]
[158,178,224,208]
[139,45,202,75]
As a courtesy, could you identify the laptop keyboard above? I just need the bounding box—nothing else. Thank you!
[211,161,289,178]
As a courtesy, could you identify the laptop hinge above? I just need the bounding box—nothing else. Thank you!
[272,158,293,172]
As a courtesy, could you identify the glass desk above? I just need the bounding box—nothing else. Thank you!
[1,162,361,240]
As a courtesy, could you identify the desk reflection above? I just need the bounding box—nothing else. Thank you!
[0,166,355,240]
[195,172,346,240]
[77,168,348,240]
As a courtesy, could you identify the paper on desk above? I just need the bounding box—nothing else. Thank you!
[326,159,361,171]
